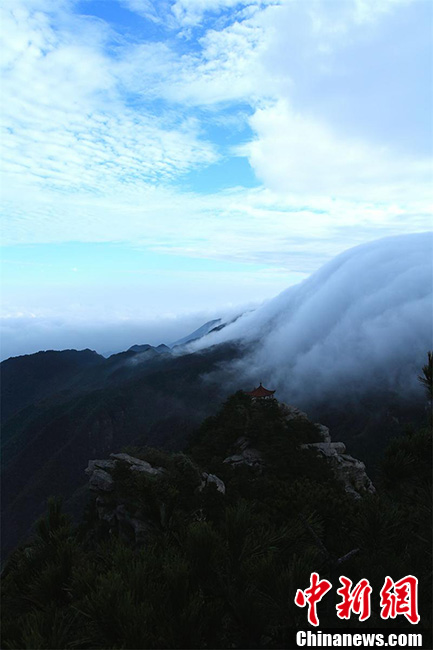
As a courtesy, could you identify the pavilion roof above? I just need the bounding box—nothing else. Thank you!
[246,383,275,398]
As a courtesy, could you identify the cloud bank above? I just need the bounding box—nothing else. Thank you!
[193,232,433,405]
[0,305,246,361]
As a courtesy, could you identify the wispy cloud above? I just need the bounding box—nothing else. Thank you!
[119,0,162,22]
[0,1,218,196]
[3,180,427,271]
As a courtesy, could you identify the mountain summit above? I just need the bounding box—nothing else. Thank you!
[170,318,222,347]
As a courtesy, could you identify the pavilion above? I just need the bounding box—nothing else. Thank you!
[245,382,276,399]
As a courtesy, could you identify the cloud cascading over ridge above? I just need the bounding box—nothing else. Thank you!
[192,233,433,404]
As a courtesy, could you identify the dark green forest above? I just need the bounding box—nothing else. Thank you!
[1,390,431,649]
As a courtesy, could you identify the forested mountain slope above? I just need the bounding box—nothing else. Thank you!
[2,393,431,648]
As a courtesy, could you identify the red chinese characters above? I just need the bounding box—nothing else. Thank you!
[380,575,420,624]
[336,576,372,621]
[295,573,420,627]
[294,572,332,626]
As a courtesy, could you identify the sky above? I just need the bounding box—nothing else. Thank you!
[1,0,432,359]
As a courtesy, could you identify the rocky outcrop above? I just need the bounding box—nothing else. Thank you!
[88,468,114,492]
[220,407,373,499]
[110,453,165,476]
[223,436,264,470]
[302,442,347,456]
[313,423,331,443]
[86,458,116,473]
[85,459,116,491]
[85,454,165,491]
[199,472,226,494]
[279,401,374,498]
[85,453,226,545]
[85,453,167,545]
[301,441,375,499]
[279,402,309,421]
[85,400,375,549]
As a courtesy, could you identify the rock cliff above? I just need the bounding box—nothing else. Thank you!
[280,401,375,498]
[85,399,375,543]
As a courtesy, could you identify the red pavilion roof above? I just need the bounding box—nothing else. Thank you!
[246,383,275,398]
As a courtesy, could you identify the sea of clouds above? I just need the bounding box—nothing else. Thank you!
[191,232,433,405]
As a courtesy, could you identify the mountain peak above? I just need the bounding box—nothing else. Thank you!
[171,318,222,348]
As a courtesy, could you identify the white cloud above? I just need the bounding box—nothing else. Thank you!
[304,0,413,38]
[192,232,433,404]
[0,1,219,196]
[113,0,431,211]
[352,0,413,24]
[119,0,161,22]
[1,105,218,192]
[116,16,273,106]
[241,99,432,201]
[2,174,430,277]
[171,0,278,27]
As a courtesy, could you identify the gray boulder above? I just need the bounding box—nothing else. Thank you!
[314,423,332,442]
[199,472,226,494]
[88,468,114,492]
[301,442,347,456]
[85,459,116,476]
[301,442,375,498]
[279,402,309,421]
[110,453,165,476]
[224,446,264,469]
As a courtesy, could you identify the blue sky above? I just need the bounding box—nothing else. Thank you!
[1,0,432,358]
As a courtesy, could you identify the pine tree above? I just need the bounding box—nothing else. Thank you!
[418,351,433,401]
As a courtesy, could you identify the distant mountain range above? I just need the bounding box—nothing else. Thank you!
[0,333,243,559]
